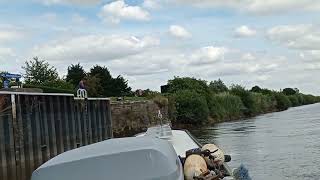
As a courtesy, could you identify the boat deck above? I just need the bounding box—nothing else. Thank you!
[137,125,234,179]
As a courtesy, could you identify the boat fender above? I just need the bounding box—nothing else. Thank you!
[185,148,202,157]
[201,144,225,166]
[224,154,231,162]
[183,154,208,180]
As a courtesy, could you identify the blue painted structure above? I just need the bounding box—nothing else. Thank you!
[0,73,22,88]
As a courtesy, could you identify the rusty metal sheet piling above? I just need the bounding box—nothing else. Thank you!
[0,92,112,180]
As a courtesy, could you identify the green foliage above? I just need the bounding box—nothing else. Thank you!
[251,86,262,93]
[229,84,257,115]
[208,93,243,120]
[302,94,317,105]
[111,75,132,96]
[282,88,298,96]
[173,90,209,124]
[138,89,160,99]
[85,75,103,97]
[23,57,59,85]
[251,93,277,113]
[42,79,74,90]
[167,77,210,96]
[89,66,131,97]
[209,79,228,93]
[274,93,292,110]
[66,63,86,87]
[152,95,168,109]
[89,65,113,96]
[167,95,177,123]
[0,71,4,87]
[296,94,305,105]
[288,95,299,107]
[23,84,75,94]
[166,77,319,124]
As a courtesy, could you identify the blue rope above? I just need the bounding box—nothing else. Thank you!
[233,164,252,180]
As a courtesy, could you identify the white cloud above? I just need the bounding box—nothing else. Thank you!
[99,0,150,24]
[256,75,271,82]
[37,0,101,5]
[267,24,320,50]
[0,47,14,57]
[0,31,21,43]
[143,0,161,9]
[31,34,160,62]
[0,47,17,71]
[189,46,227,65]
[173,0,320,14]
[169,25,192,39]
[234,25,257,37]
[241,53,256,60]
[300,50,320,62]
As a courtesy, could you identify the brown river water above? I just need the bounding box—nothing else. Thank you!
[190,103,320,180]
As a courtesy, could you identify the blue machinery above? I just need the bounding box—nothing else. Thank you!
[0,72,22,88]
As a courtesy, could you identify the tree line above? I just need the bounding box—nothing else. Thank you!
[165,77,320,125]
[2,57,320,126]
[22,57,131,97]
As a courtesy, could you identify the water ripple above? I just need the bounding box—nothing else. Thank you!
[190,103,320,180]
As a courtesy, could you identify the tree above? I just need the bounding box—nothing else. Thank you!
[22,57,58,85]
[209,79,228,93]
[282,88,298,96]
[111,75,132,96]
[251,85,262,93]
[66,63,86,87]
[230,84,257,115]
[89,65,113,96]
[0,71,5,87]
[275,93,292,110]
[85,75,103,97]
[89,65,132,97]
[167,77,210,96]
[173,90,209,124]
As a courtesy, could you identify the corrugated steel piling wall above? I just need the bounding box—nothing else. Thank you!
[0,93,112,180]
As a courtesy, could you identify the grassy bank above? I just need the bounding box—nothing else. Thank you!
[164,77,320,126]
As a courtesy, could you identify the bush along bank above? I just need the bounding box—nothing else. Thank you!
[165,77,320,126]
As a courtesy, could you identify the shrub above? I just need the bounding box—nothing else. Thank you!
[288,95,299,107]
[153,95,168,109]
[303,94,317,105]
[167,77,211,97]
[23,84,75,94]
[167,95,177,123]
[173,90,209,124]
[230,85,257,115]
[274,93,292,110]
[42,79,74,90]
[208,93,243,120]
[296,94,305,105]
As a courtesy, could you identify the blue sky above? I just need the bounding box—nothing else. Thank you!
[1,0,320,94]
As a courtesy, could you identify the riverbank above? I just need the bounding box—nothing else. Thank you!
[165,77,320,127]
[172,103,315,129]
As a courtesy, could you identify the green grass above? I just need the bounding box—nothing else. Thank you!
[110,96,148,102]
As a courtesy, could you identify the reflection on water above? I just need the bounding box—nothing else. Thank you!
[190,103,320,180]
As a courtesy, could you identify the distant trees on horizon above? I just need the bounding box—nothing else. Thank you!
[20,57,131,97]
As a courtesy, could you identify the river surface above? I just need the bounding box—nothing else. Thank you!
[189,103,320,180]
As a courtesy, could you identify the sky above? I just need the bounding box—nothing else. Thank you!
[0,0,319,94]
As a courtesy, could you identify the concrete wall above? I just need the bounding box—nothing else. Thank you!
[111,100,168,137]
